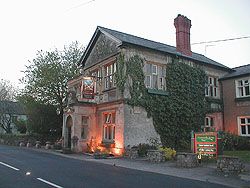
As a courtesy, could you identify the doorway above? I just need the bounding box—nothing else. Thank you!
[66,116,73,148]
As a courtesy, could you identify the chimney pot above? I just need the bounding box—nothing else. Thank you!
[174,14,192,56]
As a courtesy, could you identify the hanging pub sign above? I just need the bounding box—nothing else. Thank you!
[194,132,218,158]
[81,77,95,99]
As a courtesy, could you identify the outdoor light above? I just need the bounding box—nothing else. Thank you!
[56,108,61,115]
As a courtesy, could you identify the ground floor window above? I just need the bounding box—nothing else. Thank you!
[205,116,214,127]
[238,116,250,136]
[81,116,88,139]
[103,112,115,142]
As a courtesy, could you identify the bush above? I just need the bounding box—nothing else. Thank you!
[137,143,157,157]
[159,147,176,160]
[221,132,250,151]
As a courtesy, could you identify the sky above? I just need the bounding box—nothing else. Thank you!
[0,0,250,88]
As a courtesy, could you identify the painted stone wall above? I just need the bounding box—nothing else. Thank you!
[123,104,161,147]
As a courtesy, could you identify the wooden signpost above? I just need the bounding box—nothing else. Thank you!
[194,132,218,158]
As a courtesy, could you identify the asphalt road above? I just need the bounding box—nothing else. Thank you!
[0,145,231,188]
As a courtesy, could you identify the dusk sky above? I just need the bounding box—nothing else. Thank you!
[1,0,250,87]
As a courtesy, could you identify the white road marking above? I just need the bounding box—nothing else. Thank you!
[0,161,20,171]
[37,178,64,188]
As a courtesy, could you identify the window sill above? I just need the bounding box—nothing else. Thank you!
[100,141,115,148]
[103,87,116,92]
[235,96,250,102]
[205,97,222,103]
[147,89,168,96]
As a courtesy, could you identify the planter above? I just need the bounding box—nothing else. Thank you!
[45,141,51,149]
[217,155,245,173]
[176,152,198,168]
[35,141,41,148]
[147,150,165,163]
[19,142,25,147]
[26,142,32,148]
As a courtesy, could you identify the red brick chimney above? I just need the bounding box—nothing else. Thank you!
[174,14,192,56]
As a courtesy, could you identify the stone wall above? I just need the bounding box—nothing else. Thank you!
[217,156,245,173]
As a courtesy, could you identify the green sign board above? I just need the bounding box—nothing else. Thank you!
[196,135,216,142]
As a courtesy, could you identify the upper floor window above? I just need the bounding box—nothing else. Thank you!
[236,78,250,98]
[145,63,166,90]
[238,116,250,136]
[104,62,116,90]
[91,69,102,94]
[205,76,219,98]
[103,112,115,142]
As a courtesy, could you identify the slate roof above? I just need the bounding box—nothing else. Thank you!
[93,26,231,71]
[0,101,26,115]
[220,64,250,80]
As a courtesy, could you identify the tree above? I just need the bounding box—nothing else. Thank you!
[0,79,17,101]
[14,119,27,134]
[19,41,84,136]
[21,41,84,111]
[18,95,61,137]
[0,80,18,134]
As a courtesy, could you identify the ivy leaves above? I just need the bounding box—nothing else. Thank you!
[116,54,206,150]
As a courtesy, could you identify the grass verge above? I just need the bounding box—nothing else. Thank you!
[223,150,250,163]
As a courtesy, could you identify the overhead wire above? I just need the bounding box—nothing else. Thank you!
[66,0,96,11]
[191,36,250,45]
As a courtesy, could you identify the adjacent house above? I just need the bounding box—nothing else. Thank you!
[220,64,250,136]
[0,101,27,134]
[62,14,233,154]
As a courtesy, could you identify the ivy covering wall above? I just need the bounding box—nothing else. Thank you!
[116,54,206,150]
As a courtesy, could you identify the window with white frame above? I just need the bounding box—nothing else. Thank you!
[205,116,214,127]
[236,78,250,98]
[205,76,219,98]
[81,116,88,139]
[104,62,116,90]
[238,116,250,136]
[91,69,102,94]
[145,63,166,90]
[103,112,115,142]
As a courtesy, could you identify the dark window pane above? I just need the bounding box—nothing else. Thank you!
[241,118,245,124]
[245,86,250,95]
[210,118,214,126]
[214,78,217,87]
[108,126,112,139]
[247,118,250,124]
[210,86,213,96]
[241,126,246,134]
[248,125,250,134]
[240,87,244,96]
